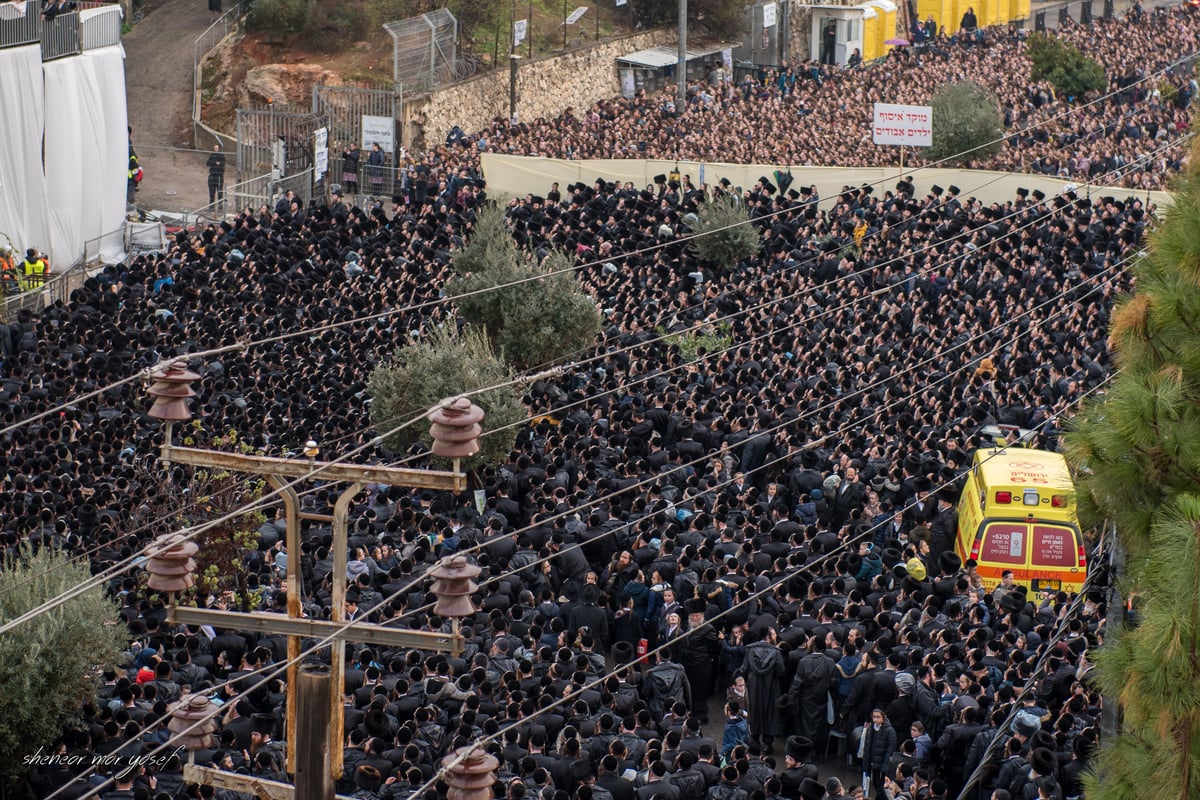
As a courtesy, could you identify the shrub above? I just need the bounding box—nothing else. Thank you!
[245,0,311,35]
[493,248,603,371]
[447,203,601,371]
[0,545,125,793]
[688,194,761,272]
[928,80,1003,164]
[1027,33,1107,100]
[367,325,526,467]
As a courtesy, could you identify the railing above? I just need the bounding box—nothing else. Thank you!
[81,3,120,49]
[225,168,314,214]
[40,10,80,59]
[326,155,405,202]
[193,4,243,144]
[0,0,41,49]
[1,247,96,317]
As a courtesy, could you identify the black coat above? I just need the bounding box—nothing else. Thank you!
[644,661,692,719]
[787,652,837,741]
[742,641,785,736]
[862,721,898,773]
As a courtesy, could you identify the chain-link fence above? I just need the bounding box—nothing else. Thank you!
[384,8,462,92]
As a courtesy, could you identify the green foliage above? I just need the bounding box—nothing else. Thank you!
[451,204,524,339]
[928,80,1003,164]
[1064,133,1200,800]
[1027,33,1107,100]
[245,0,311,36]
[136,428,267,611]
[659,320,733,361]
[447,203,601,371]
[635,0,745,36]
[494,249,603,371]
[692,0,747,38]
[302,1,368,46]
[0,545,125,791]
[443,0,505,40]
[688,195,761,271]
[367,325,527,467]
[1158,80,1180,107]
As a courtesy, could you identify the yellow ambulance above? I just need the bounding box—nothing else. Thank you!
[955,427,1087,594]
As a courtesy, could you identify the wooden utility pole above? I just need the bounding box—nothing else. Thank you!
[146,365,486,795]
[295,666,332,800]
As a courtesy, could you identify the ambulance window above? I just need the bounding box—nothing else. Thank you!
[1032,525,1076,567]
[981,522,1026,565]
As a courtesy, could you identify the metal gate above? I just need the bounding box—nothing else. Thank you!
[312,84,401,160]
[235,107,324,187]
[232,109,323,210]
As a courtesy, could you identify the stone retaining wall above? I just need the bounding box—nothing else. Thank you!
[403,28,675,151]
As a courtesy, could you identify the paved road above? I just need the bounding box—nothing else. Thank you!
[123,0,215,213]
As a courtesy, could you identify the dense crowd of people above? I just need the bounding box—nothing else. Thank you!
[446,6,1198,190]
[6,6,1174,800]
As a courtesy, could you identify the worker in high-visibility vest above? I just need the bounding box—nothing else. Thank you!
[0,247,17,295]
[20,248,48,292]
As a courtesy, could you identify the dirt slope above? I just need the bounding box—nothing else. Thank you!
[123,0,214,213]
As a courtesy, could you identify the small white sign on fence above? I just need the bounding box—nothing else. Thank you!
[762,2,777,28]
[514,18,528,46]
[566,6,588,24]
[313,127,328,181]
[361,115,394,152]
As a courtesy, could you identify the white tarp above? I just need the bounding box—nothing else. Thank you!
[81,45,128,264]
[43,45,127,266]
[43,58,88,266]
[0,45,49,262]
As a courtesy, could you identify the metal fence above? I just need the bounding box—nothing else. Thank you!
[0,227,117,318]
[383,8,458,92]
[0,0,41,49]
[41,11,81,59]
[1023,0,1156,30]
[736,0,793,67]
[225,168,315,214]
[326,156,403,202]
[235,107,323,185]
[81,4,121,49]
[312,83,401,160]
[193,3,243,144]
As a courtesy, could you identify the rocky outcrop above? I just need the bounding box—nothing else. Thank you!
[237,64,344,109]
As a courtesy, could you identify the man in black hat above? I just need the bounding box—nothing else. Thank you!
[249,712,286,773]
[928,488,957,563]
[741,627,785,753]
[672,598,719,722]
[780,736,819,797]
[797,776,827,800]
[568,584,610,646]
